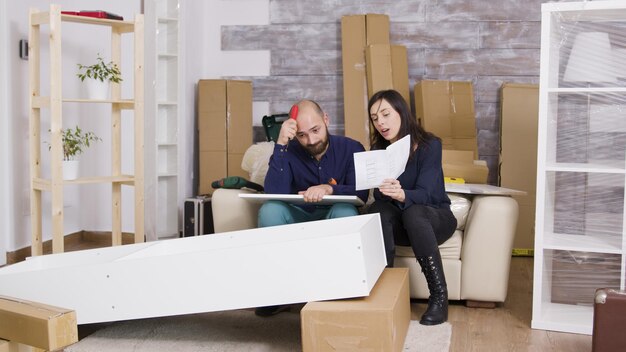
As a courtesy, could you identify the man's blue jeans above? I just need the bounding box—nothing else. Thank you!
[258,200,359,228]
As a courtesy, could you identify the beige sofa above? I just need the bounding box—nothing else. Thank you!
[210,142,519,306]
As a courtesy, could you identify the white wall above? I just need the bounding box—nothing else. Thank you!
[1,0,10,265]
[180,0,270,197]
[3,0,270,255]
[5,0,140,252]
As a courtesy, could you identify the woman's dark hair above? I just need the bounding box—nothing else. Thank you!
[368,89,436,155]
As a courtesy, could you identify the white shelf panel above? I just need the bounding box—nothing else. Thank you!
[531,302,592,335]
[33,175,135,191]
[157,17,178,23]
[158,53,178,59]
[544,162,626,173]
[543,232,623,253]
[547,87,626,94]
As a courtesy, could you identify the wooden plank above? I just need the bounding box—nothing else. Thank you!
[426,0,543,22]
[270,0,425,23]
[474,75,540,103]
[248,75,341,102]
[269,100,343,125]
[30,96,48,109]
[61,14,134,33]
[390,22,479,49]
[49,4,64,254]
[29,8,43,257]
[271,50,340,75]
[134,14,145,244]
[477,129,500,157]
[0,296,77,351]
[479,22,541,49]
[476,102,499,132]
[424,49,540,76]
[111,28,122,247]
[222,24,339,50]
[29,11,49,26]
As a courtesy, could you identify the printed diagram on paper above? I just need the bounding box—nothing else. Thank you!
[354,135,410,190]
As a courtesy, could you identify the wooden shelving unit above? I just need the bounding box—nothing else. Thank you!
[29,4,145,255]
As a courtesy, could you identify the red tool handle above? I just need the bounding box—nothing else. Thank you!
[289,105,298,120]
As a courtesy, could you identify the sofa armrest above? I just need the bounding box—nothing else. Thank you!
[460,195,519,302]
[211,189,261,233]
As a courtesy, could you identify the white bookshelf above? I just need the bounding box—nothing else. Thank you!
[533,0,626,335]
[145,0,181,240]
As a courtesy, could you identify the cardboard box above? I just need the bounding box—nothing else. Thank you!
[391,45,410,105]
[365,14,390,45]
[366,44,393,98]
[415,80,478,157]
[199,151,227,195]
[301,268,410,352]
[365,44,410,104]
[442,149,488,184]
[342,14,390,149]
[499,83,538,249]
[227,153,247,179]
[197,79,252,195]
[226,80,253,154]
[198,80,227,152]
[0,296,78,351]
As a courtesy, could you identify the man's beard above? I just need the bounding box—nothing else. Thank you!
[303,130,330,157]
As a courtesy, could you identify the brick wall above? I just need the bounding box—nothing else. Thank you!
[221,0,562,184]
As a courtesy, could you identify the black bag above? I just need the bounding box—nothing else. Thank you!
[261,113,289,142]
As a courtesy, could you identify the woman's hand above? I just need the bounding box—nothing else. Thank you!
[378,178,405,202]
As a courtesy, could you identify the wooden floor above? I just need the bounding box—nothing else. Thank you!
[410,256,592,352]
[33,237,592,351]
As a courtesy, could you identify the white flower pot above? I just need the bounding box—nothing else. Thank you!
[63,160,80,180]
[85,79,110,100]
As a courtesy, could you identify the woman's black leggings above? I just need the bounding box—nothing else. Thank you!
[368,201,457,267]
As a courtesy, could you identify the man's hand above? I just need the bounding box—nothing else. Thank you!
[277,119,298,146]
[298,184,333,202]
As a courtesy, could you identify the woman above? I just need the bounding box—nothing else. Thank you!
[367,89,457,326]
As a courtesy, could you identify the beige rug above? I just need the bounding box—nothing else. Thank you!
[66,309,451,351]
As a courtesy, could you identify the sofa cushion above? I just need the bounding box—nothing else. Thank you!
[395,230,463,260]
[449,193,471,230]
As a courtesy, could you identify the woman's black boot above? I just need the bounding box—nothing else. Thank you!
[416,251,448,325]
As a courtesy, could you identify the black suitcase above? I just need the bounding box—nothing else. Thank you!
[261,113,289,142]
[183,196,214,237]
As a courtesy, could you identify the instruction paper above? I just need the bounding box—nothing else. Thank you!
[354,135,410,190]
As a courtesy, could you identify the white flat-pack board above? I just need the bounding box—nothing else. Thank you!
[0,214,386,324]
[239,193,365,206]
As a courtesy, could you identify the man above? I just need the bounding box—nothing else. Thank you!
[254,99,368,316]
[258,99,368,226]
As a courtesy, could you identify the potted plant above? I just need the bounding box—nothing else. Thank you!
[47,125,102,179]
[76,53,123,99]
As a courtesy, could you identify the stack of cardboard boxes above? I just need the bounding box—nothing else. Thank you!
[415,80,489,183]
[197,79,253,195]
[341,14,487,183]
[341,14,410,149]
